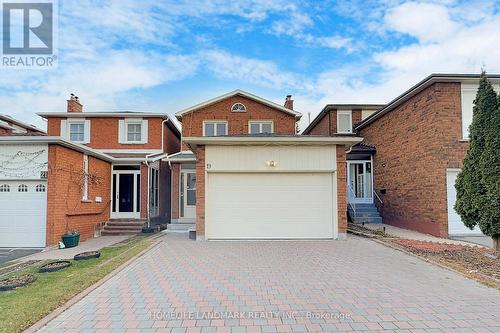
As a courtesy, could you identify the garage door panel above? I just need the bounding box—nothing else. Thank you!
[0,181,47,247]
[207,173,335,239]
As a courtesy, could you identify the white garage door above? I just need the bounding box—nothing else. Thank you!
[206,173,335,239]
[446,170,482,235]
[0,180,47,247]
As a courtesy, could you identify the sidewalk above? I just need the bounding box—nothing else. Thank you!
[17,235,132,262]
[362,223,487,247]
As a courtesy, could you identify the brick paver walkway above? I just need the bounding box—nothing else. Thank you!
[40,233,500,332]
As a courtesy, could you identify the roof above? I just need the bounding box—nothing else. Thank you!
[175,89,302,120]
[0,114,45,133]
[36,111,181,138]
[164,151,196,162]
[302,104,385,135]
[356,73,500,130]
[349,143,376,153]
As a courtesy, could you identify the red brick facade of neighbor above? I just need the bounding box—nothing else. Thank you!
[0,114,45,136]
[303,74,500,238]
[46,145,111,244]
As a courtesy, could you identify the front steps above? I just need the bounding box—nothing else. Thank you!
[348,203,383,224]
[167,223,195,231]
[101,219,146,235]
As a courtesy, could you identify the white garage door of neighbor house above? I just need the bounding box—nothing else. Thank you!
[0,180,47,247]
[206,173,335,239]
[446,170,483,236]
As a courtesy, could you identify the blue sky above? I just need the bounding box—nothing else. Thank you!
[1,0,500,130]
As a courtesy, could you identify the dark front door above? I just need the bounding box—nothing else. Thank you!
[119,173,134,212]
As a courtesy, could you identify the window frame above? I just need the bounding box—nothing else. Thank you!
[231,103,247,113]
[203,120,228,137]
[69,122,85,142]
[248,121,274,134]
[18,184,28,192]
[126,122,143,142]
[337,110,353,134]
[0,184,10,192]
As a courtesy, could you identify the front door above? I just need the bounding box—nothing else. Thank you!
[112,171,140,218]
[347,161,373,204]
[182,172,196,218]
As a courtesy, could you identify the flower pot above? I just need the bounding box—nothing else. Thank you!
[62,232,80,248]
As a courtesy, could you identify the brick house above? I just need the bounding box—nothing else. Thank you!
[0,114,45,136]
[303,74,500,238]
[166,90,361,240]
[0,95,181,247]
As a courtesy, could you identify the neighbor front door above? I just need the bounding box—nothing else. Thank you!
[112,171,141,218]
[347,161,373,204]
[182,172,196,218]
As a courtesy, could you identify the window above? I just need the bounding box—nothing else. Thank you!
[203,121,227,136]
[36,184,46,192]
[69,123,85,142]
[127,123,142,142]
[18,184,28,192]
[337,111,353,134]
[249,121,273,134]
[0,184,10,192]
[82,155,89,200]
[231,103,246,112]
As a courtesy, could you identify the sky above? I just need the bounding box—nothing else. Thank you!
[1,0,500,131]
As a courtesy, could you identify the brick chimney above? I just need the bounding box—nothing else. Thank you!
[67,93,83,112]
[284,94,294,110]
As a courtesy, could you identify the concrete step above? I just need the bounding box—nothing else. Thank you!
[167,223,195,231]
[103,225,143,231]
[106,221,145,227]
[352,216,383,224]
[101,229,143,236]
[352,211,381,218]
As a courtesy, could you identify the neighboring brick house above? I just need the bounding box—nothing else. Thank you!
[0,95,181,248]
[303,74,500,238]
[167,90,361,240]
[0,114,45,136]
[38,95,181,226]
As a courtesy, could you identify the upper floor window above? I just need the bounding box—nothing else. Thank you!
[69,122,85,142]
[337,111,352,134]
[203,121,227,136]
[127,123,142,142]
[249,121,273,134]
[119,119,148,144]
[231,103,246,112]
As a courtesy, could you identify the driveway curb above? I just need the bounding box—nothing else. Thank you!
[23,236,163,333]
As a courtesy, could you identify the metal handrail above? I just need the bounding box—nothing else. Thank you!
[373,189,384,206]
[347,185,357,214]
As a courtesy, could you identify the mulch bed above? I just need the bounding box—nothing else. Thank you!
[38,261,71,273]
[74,251,101,261]
[0,274,37,291]
[388,239,500,288]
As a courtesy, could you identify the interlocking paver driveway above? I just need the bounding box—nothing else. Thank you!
[41,233,500,332]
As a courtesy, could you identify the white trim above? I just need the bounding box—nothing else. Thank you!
[118,120,125,144]
[60,119,67,138]
[38,112,170,118]
[175,89,302,119]
[111,169,141,219]
[347,160,373,204]
[82,155,89,200]
[184,136,362,146]
[84,119,91,144]
[124,118,144,144]
[337,110,353,134]
[202,120,228,136]
[97,149,162,154]
[248,120,274,134]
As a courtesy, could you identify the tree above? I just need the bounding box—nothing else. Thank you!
[455,72,500,251]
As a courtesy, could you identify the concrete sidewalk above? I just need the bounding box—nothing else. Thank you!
[362,223,487,247]
[17,235,132,262]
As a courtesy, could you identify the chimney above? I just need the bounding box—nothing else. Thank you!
[67,93,83,112]
[284,94,294,110]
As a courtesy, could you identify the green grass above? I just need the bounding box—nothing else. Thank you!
[0,235,155,333]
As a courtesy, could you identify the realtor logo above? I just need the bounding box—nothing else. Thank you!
[1,0,57,68]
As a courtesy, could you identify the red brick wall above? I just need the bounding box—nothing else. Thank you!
[195,146,206,237]
[170,163,180,219]
[336,145,348,236]
[307,109,361,135]
[46,117,168,150]
[164,123,181,154]
[180,95,297,150]
[46,145,111,245]
[0,127,10,136]
[359,82,468,237]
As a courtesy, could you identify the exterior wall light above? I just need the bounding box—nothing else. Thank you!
[266,160,277,167]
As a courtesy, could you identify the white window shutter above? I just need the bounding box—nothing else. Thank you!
[84,119,91,144]
[118,120,125,143]
[142,119,148,143]
[60,119,67,138]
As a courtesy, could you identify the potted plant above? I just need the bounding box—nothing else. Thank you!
[61,230,80,248]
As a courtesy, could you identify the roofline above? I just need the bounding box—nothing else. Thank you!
[37,112,172,118]
[0,136,113,162]
[175,89,302,120]
[0,114,45,133]
[302,104,385,135]
[356,73,500,130]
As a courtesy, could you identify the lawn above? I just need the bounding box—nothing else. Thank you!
[0,235,156,333]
